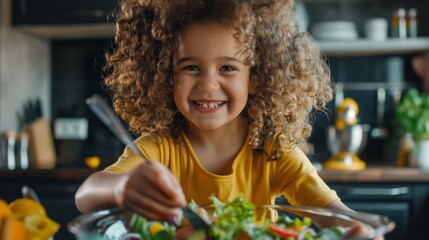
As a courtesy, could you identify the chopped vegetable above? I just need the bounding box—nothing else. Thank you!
[130,196,346,240]
[268,223,299,238]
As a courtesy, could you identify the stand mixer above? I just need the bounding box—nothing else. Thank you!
[324,98,369,170]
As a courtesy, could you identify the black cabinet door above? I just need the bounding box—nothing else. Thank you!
[12,0,118,25]
[330,184,412,240]
[43,197,81,239]
[345,202,409,240]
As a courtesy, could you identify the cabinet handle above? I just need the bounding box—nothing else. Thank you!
[344,187,409,196]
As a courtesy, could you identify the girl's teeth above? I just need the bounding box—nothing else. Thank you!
[195,101,223,109]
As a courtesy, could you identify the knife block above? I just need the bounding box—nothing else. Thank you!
[24,118,57,169]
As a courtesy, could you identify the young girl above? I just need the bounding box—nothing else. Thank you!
[76,0,350,222]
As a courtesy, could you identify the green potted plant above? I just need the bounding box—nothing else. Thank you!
[396,87,429,169]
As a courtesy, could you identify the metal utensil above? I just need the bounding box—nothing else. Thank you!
[22,185,41,203]
[85,94,210,229]
[183,207,210,230]
[85,94,146,160]
[370,88,389,139]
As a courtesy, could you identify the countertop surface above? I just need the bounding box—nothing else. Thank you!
[0,168,96,182]
[1,165,429,183]
[318,166,429,183]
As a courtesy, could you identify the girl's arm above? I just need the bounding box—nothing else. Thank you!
[324,199,352,211]
[75,161,187,220]
[75,171,124,213]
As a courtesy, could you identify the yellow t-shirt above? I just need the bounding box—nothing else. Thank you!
[104,131,339,207]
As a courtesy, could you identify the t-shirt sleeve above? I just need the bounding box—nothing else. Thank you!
[275,147,339,207]
[103,146,145,173]
[103,137,160,173]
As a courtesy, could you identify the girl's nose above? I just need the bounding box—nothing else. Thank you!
[197,71,220,91]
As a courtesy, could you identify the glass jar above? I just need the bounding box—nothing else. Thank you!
[397,132,415,167]
[406,8,418,38]
[17,132,30,169]
[1,131,17,170]
[391,8,407,39]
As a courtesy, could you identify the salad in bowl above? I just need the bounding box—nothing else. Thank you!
[68,196,395,240]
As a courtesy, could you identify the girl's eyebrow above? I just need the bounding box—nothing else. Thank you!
[175,56,242,65]
[222,56,242,63]
[175,57,194,65]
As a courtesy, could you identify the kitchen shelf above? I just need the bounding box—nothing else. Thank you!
[318,37,429,56]
[15,24,115,39]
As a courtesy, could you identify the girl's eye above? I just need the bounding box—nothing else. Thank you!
[220,65,236,72]
[183,65,199,71]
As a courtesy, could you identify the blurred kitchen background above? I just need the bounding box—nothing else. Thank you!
[1,0,428,168]
[1,0,429,239]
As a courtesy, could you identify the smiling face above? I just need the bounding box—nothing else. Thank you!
[173,21,252,132]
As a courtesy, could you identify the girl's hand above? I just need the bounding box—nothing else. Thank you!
[113,161,187,220]
[347,222,384,240]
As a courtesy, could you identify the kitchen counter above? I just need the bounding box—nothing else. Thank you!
[0,168,96,183]
[1,165,429,183]
[319,166,429,183]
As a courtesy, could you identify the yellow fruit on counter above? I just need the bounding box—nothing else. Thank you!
[23,214,60,240]
[85,156,101,169]
[9,199,46,221]
[8,198,60,239]
[0,217,27,240]
[0,199,12,219]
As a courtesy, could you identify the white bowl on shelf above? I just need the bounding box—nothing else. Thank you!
[311,21,359,41]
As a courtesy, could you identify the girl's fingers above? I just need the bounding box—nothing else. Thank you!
[143,162,186,206]
[125,185,182,218]
[134,177,181,209]
[166,170,187,205]
[115,162,186,219]
[125,198,175,220]
[346,222,376,238]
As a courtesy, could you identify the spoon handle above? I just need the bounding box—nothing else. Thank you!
[86,94,147,160]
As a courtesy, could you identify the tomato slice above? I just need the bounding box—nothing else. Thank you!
[268,223,299,239]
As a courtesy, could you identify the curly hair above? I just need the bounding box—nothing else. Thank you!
[104,0,333,159]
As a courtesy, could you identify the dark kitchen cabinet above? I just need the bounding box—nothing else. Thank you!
[276,181,429,240]
[330,183,412,240]
[12,0,118,25]
[328,183,429,240]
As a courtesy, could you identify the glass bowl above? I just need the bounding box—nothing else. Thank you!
[68,205,395,240]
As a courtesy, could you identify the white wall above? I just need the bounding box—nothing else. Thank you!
[0,0,51,132]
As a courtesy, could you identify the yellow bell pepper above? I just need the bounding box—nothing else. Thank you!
[0,217,27,240]
[23,214,60,240]
[9,198,60,240]
[9,199,46,221]
[0,199,26,240]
